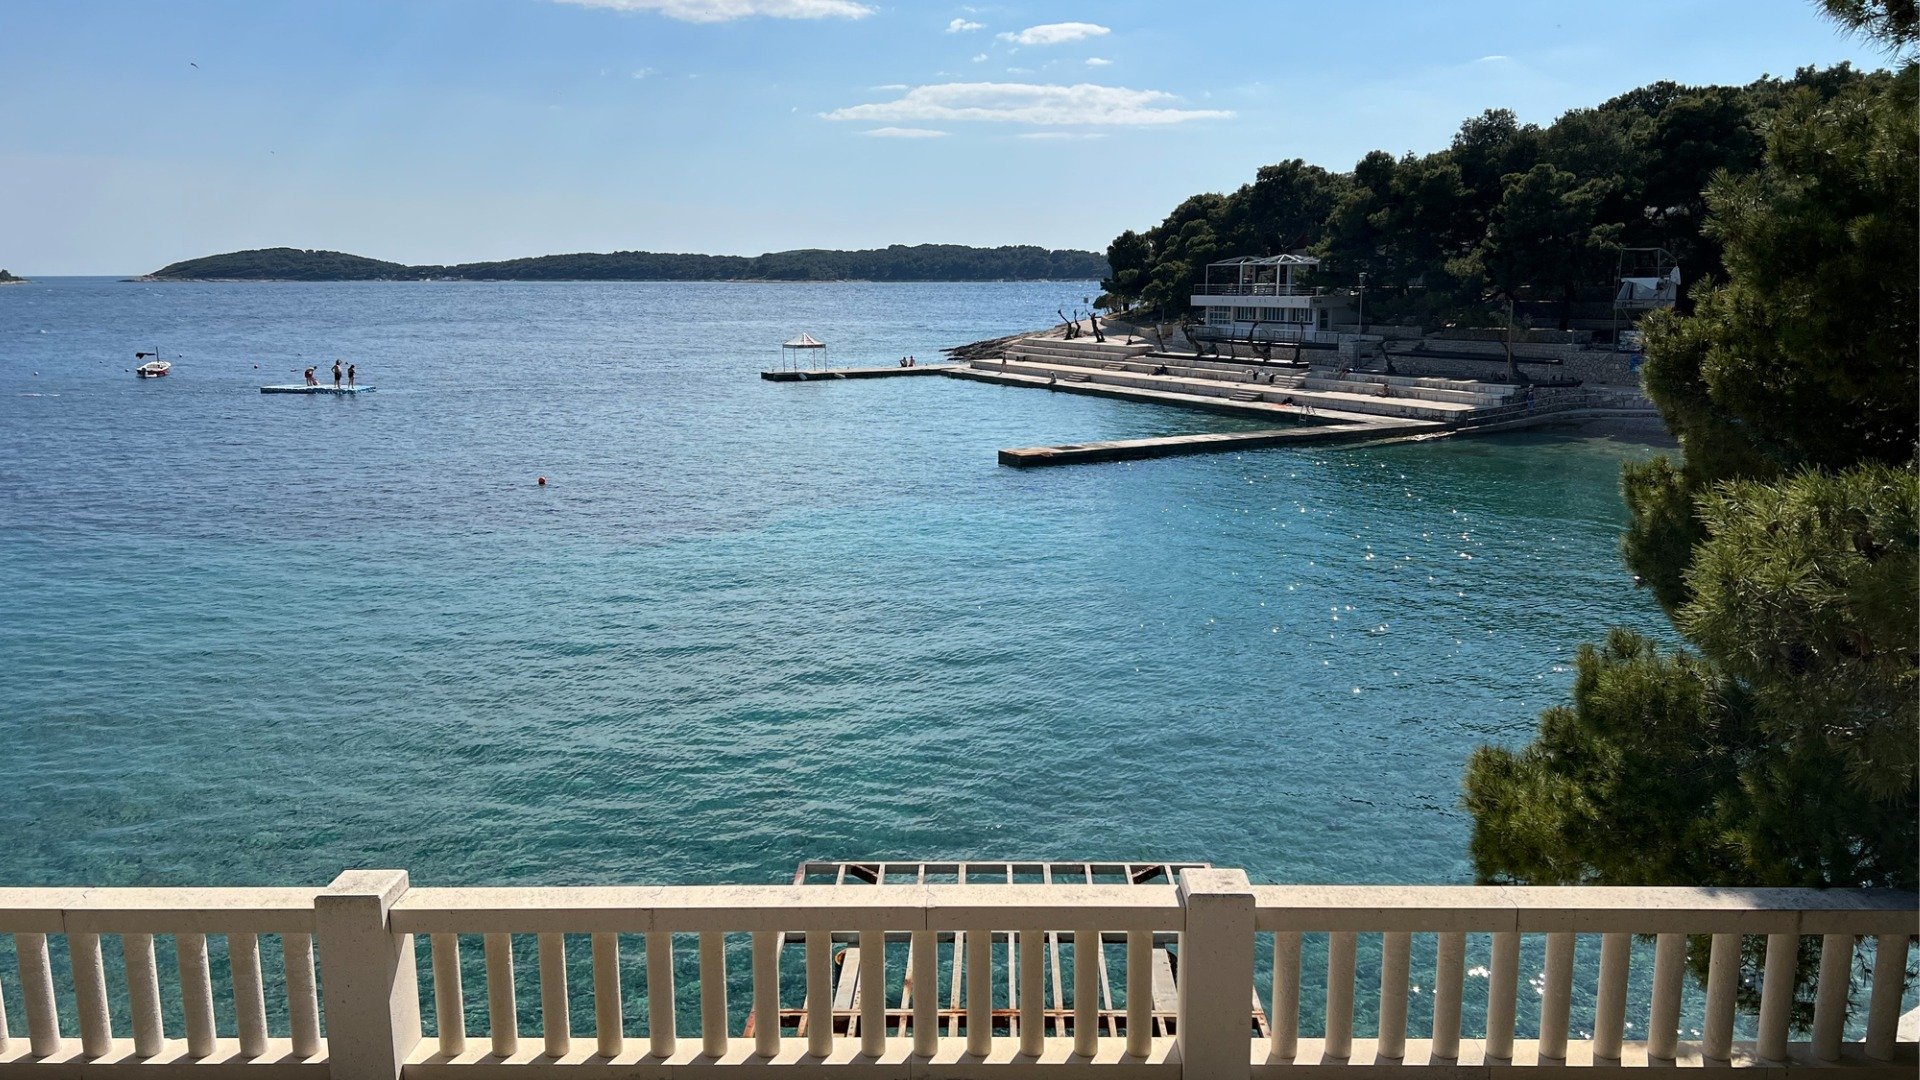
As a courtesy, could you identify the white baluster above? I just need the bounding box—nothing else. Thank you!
[124,933,164,1058]
[913,929,939,1057]
[593,933,623,1058]
[1325,931,1356,1059]
[1073,929,1098,1057]
[16,933,63,1058]
[1272,931,1302,1059]
[283,933,322,1059]
[1539,932,1575,1061]
[1647,933,1685,1062]
[751,932,778,1058]
[231,933,269,1058]
[1811,934,1850,1062]
[1378,931,1411,1059]
[649,932,677,1058]
[1431,931,1464,1060]
[432,934,467,1056]
[1864,933,1907,1061]
[1755,932,1795,1062]
[540,933,570,1058]
[1125,930,1151,1058]
[1485,931,1520,1062]
[71,932,112,1058]
[859,930,885,1057]
[485,932,518,1057]
[1702,933,1740,1061]
[700,932,728,1057]
[1592,932,1630,1061]
[177,932,217,1058]
[967,926,992,1056]
[1018,927,1044,1057]
[804,931,831,1057]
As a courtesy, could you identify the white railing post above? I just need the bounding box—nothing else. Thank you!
[1176,868,1254,1079]
[316,869,422,1080]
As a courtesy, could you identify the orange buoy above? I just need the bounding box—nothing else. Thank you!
[537,476,547,487]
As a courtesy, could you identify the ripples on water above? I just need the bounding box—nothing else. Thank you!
[0,279,1673,892]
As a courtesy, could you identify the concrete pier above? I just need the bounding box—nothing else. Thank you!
[761,364,954,382]
[999,418,1436,468]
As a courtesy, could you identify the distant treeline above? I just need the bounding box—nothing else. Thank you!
[1102,63,1894,328]
[148,245,1109,282]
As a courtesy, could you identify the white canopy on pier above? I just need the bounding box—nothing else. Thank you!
[779,332,827,372]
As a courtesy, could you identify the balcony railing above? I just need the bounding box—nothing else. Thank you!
[0,870,1913,1078]
[1192,284,1313,297]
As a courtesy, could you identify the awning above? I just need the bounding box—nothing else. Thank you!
[783,333,826,348]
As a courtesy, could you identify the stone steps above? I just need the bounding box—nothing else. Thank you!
[1300,375,1513,407]
[971,357,1479,422]
[1010,348,1308,389]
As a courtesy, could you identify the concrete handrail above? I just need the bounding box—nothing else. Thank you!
[0,873,1911,1077]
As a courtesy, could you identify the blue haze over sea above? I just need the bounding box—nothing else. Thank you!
[1,278,1674,890]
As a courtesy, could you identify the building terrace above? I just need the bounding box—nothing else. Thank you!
[0,864,1913,1079]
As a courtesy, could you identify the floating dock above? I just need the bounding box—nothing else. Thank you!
[742,860,1270,1045]
[260,385,376,395]
[761,365,955,382]
[998,419,1438,468]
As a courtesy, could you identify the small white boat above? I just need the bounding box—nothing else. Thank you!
[134,350,170,378]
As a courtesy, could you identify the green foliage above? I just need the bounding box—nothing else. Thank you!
[1680,466,1918,801]
[1464,629,1748,886]
[1451,164,1620,328]
[1467,15,1919,933]
[1818,0,1919,49]
[1108,65,1891,327]
[150,244,1109,283]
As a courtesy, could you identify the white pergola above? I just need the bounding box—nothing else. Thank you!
[779,333,827,373]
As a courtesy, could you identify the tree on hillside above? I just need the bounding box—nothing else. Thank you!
[1454,164,1620,335]
[1465,4,1917,935]
[1102,230,1152,307]
[1223,159,1349,257]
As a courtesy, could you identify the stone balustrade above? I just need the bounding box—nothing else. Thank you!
[0,870,1913,1079]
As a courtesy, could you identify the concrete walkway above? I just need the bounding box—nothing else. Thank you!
[999,419,1438,467]
[947,364,1391,426]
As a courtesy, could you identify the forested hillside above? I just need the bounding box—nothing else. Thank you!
[149,244,1107,282]
[1101,64,1893,328]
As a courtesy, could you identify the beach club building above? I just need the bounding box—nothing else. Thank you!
[1190,254,1354,340]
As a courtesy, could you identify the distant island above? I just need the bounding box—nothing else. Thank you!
[0,269,25,284]
[145,245,1109,283]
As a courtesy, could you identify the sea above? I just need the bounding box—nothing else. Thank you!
[0,276,1704,1037]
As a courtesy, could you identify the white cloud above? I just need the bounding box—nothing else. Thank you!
[1084,56,1112,66]
[997,21,1109,46]
[823,82,1231,126]
[631,67,658,78]
[870,83,908,91]
[1017,131,1107,140]
[1476,54,1510,63]
[971,53,988,62]
[861,126,949,138]
[946,18,984,32]
[551,0,872,22]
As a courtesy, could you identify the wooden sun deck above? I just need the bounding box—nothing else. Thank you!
[743,860,1271,1045]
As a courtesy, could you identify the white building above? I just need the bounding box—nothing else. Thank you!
[1189,254,1353,340]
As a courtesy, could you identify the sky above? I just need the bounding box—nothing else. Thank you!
[0,0,1890,274]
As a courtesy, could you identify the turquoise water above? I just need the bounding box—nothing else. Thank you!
[0,278,1674,894]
